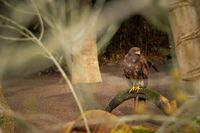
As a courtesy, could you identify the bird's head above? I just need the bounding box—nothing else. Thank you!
[128,47,141,56]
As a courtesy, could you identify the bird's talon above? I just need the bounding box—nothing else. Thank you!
[136,86,142,92]
[129,86,142,93]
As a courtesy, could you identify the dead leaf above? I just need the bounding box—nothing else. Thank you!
[63,110,132,133]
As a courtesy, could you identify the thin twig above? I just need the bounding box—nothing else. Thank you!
[34,40,91,133]
[30,0,44,41]
[0,104,40,133]
[0,24,32,38]
[0,0,36,15]
[0,23,33,41]
[0,6,91,133]
[156,97,198,133]
[119,114,199,127]
[0,35,31,41]
[29,1,90,131]
[0,14,35,38]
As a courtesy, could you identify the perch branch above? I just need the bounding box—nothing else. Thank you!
[105,88,176,115]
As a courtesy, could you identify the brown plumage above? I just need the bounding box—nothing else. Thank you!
[122,47,149,89]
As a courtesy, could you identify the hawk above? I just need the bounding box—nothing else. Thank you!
[122,47,149,92]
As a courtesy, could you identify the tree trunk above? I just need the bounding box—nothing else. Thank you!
[72,32,102,84]
[0,85,15,133]
[168,0,200,95]
[71,31,102,110]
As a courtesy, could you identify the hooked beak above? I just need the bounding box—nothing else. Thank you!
[135,51,140,55]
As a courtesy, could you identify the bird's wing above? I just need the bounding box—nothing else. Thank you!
[122,55,132,78]
[140,55,149,77]
[147,60,159,72]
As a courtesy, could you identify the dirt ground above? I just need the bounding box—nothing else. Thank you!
[2,61,174,132]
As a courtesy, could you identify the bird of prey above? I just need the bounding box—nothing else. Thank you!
[122,47,149,92]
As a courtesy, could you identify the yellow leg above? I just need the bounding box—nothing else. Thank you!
[134,96,139,112]
[134,96,146,114]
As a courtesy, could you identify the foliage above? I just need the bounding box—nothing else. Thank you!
[131,126,154,133]
[64,110,132,133]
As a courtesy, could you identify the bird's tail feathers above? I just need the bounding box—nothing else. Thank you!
[147,60,159,72]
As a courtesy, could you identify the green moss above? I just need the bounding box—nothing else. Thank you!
[131,126,155,133]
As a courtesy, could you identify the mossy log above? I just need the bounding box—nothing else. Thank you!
[105,88,176,115]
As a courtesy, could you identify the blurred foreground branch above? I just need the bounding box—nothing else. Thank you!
[0,85,14,133]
